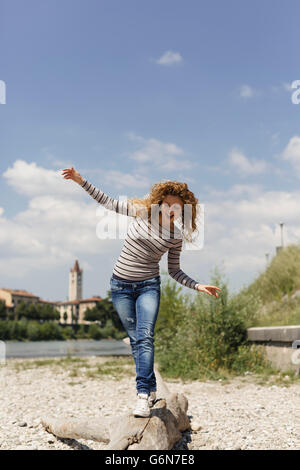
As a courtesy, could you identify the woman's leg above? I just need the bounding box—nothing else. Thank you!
[135,281,161,395]
[110,280,138,372]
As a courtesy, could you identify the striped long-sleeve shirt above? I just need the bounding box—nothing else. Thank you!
[80,178,200,290]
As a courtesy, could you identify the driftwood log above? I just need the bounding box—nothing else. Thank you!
[41,338,191,450]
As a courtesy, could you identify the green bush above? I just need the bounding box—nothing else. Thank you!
[0,320,27,341]
[0,320,68,341]
[0,319,126,341]
[88,323,103,340]
[155,267,268,380]
[113,329,127,340]
[27,321,42,341]
[98,319,118,339]
[0,300,6,319]
[76,324,87,339]
[230,344,268,373]
[39,321,63,340]
[0,321,8,340]
[62,326,76,340]
[8,320,28,341]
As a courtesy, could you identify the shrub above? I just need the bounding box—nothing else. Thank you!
[27,321,42,341]
[88,323,103,340]
[39,321,63,340]
[76,324,87,339]
[155,266,268,380]
[98,319,118,339]
[62,326,76,340]
[0,321,9,340]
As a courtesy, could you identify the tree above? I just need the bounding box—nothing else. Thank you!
[38,304,60,321]
[0,300,6,320]
[101,294,123,330]
[15,302,60,322]
[84,294,123,331]
[15,301,32,320]
[84,305,105,323]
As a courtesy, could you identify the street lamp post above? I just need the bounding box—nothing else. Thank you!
[265,253,270,267]
[280,222,284,248]
[276,222,284,255]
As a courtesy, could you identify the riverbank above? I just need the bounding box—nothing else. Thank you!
[1,356,300,450]
[4,338,130,358]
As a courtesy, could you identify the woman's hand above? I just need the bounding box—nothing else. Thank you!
[61,167,84,185]
[196,284,221,297]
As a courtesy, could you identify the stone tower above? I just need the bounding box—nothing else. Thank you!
[69,259,83,301]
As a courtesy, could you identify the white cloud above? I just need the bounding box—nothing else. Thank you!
[155,50,183,66]
[203,183,263,199]
[197,186,300,288]
[281,136,300,177]
[159,157,193,171]
[0,161,136,280]
[2,156,300,296]
[2,160,70,197]
[101,170,150,189]
[128,133,194,171]
[2,159,150,198]
[228,148,267,176]
[239,84,255,98]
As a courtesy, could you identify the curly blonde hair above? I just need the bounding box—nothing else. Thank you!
[128,180,200,243]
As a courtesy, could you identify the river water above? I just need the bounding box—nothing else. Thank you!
[4,339,131,358]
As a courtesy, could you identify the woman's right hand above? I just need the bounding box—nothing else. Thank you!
[61,167,84,185]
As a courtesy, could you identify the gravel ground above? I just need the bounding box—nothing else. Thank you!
[1,356,300,450]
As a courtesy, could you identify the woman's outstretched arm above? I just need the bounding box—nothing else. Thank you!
[61,167,138,217]
[168,239,221,297]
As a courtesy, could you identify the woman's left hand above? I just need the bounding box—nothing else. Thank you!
[196,284,221,297]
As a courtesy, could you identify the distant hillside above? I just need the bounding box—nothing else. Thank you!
[239,242,300,326]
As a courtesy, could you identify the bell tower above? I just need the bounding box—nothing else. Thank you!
[69,259,83,301]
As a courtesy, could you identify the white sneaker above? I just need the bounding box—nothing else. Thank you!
[133,392,150,417]
[148,391,156,407]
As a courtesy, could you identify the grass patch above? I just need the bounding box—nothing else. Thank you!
[85,363,135,380]
[250,369,300,387]
[10,355,89,372]
[103,357,133,367]
[241,242,300,326]
[8,354,136,381]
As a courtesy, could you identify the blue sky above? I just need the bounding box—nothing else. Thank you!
[1,0,300,302]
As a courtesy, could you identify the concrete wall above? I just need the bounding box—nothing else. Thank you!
[247,325,300,343]
[247,325,300,374]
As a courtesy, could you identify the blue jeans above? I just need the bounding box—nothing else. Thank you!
[110,275,161,395]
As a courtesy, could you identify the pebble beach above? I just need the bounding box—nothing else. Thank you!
[1,356,300,450]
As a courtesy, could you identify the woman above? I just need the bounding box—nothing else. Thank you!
[61,166,221,417]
